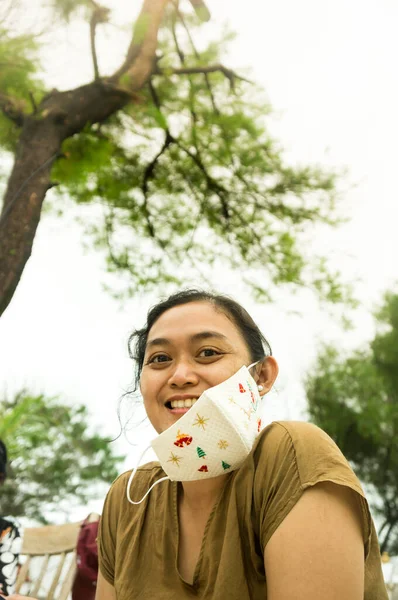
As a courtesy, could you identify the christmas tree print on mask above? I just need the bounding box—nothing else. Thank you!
[196,447,206,458]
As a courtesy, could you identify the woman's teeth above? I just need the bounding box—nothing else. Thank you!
[170,398,198,409]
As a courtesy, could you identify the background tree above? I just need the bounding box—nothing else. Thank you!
[0,0,350,319]
[0,391,124,523]
[305,290,398,554]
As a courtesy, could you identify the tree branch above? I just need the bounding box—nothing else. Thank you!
[141,80,174,241]
[173,137,231,225]
[188,0,211,22]
[170,7,185,64]
[112,0,169,85]
[174,5,218,113]
[89,2,110,80]
[0,92,26,126]
[157,64,253,87]
[0,2,171,319]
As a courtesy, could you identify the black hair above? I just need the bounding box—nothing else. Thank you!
[128,289,272,390]
[0,439,7,481]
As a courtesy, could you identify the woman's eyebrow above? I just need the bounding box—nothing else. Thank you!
[190,331,229,343]
[146,337,171,348]
[146,331,229,348]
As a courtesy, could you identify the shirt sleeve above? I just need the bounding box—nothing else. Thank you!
[97,475,125,586]
[255,421,372,559]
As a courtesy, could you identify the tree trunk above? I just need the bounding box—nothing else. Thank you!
[0,84,129,317]
[0,0,170,317]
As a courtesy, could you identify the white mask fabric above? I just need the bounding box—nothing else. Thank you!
[127,361,263,504]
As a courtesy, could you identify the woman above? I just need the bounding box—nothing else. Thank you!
[96,289,388,599]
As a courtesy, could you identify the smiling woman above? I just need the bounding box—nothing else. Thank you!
[95,290,388,600]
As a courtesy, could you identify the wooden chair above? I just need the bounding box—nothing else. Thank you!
[15,513,100,600]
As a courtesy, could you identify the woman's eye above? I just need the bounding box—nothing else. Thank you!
[148,354,170,364]
[199,348,221,358]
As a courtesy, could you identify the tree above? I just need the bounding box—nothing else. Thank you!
[0,391,124,523]
[0,0,350,318]
[305,290,398,554]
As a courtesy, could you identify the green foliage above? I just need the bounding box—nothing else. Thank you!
[2,2,351,306]
[0,31,42,99]
[0,29,44,151]
[49,18,348,304]
[305,289,398,553]
[52,127,117,188]
[0,392,124,523]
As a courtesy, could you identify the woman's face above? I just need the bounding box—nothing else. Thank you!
[140,301,253,434]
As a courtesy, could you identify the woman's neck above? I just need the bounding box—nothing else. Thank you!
[179,473,229,513]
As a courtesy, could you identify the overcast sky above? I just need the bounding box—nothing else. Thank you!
[0,0,397,520]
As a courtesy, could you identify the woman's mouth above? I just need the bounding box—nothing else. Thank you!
[165,398,199,414]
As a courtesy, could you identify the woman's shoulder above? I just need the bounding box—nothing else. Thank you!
[256,419,348,458]
[253,420,364,496]
[259,419,334,444]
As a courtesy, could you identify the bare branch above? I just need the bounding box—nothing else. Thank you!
[0,92,26,126]
[157,64,253,86]
[170,8,185,64]
[141,81,174,240]
[175,5,218,113]
[90,18,100,80]
[89,3,110,80]
[142,130,173,240]
[172,136,231,225]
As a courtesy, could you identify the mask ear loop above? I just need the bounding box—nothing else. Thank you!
[247,359,265,391]
[247,360,260,371]
[126,444,170,505]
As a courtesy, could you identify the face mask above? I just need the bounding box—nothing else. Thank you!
[126,361,263,504]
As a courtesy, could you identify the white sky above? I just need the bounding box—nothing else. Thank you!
[0,0,397,520]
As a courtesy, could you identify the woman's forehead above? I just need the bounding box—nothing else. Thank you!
[147,301,242,343]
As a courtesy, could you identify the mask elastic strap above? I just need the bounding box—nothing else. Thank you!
[247,360,260,371]
[126,444,170,505]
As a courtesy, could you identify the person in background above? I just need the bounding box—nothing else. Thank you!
[0,441,22,598]
[0,441,36,600]
[0,595,37,599]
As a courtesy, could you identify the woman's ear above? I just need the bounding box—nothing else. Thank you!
[257,356,279,395]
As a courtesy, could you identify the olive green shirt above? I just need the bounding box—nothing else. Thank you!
[98,420,388,599]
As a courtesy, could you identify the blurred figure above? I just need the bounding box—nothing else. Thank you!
[0,440,22,597]
[1,595,38,599]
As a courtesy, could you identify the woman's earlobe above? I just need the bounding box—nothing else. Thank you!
[259,356,279,393]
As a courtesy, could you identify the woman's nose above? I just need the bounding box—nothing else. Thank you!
[168,361,199,388]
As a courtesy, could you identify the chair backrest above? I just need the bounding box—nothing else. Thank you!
[15,513,100,600]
